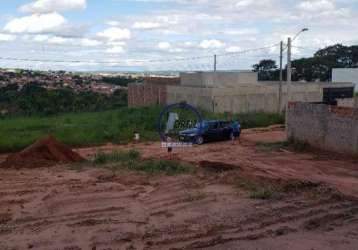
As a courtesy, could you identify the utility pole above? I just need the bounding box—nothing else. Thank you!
[285,37,292,130]
[278,41,283,113]
[213,54,217,113]
[287,37,292,104]
[214,54,217,72]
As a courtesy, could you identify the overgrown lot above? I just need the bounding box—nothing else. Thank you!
[0,106,284,152]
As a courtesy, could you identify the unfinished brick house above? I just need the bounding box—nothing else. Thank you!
[128,77,180,107]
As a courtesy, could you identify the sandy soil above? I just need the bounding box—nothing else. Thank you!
[1,128,358,250]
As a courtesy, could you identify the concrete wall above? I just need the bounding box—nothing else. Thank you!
[167,85,214,111]
[287,102,358,154]
[180,71,258,88]
[128,83,167,107]
[167,82,324,113]
[332,68,358,92]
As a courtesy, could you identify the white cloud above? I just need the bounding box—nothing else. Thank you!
[236,0,254,8]
[47,36,71,45]
[226,46,241,52]
[0,33,16,42]
[183,41,195,47]
[80,38,101,47]
[33,34,49,42]
[107,41,127,46]
[26,35,101,47]
[224,28,258,35]
[297,0,335,12]
[106,46,125,54]
[158,42,171,50]
[199,39,225,49]
[20,0,87,14]
[157,42,183,53]
[4,12,67,34]
[97,27,131,41]
[132,21,161,29]
[107,21,120,26]
[235,0,272,10]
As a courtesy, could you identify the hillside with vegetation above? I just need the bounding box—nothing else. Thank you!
[0,83,127,117]
[253,44,358,81]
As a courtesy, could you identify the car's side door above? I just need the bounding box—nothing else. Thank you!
[205,122,220,141]
[220,122,232,139]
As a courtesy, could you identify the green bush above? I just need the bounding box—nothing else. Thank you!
[92,150,194,175]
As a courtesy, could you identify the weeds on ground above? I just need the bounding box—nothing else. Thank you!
[256,141,289,152]
[92,149,195,175]
[234,176,277,200]
[0,106,284,153]
[93,149,140,165]
[249,190,274,199]
[234,175,336,201]
[257,140,309,152]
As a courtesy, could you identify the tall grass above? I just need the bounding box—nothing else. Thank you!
[0,106,284,152]
[93,150,194,175]
[0,106,161,152]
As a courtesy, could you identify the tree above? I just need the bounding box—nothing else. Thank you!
[253,44,358,82]
[293,44,358,81]
[253,59,278,80]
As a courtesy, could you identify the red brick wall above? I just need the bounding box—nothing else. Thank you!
[128,83,167,107]
[144,77,180,86]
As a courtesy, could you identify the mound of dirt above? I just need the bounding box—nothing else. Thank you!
[0,136,85,169]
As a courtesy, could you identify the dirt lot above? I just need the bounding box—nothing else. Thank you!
[1,128,358,250]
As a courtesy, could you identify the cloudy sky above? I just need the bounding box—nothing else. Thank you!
[0,0,357,71]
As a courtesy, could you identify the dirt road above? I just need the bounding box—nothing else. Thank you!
[78,128,358,198]
[1,128,358,250]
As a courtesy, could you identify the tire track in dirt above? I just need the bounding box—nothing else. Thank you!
[1,164,358,250]
[146,199,358,249]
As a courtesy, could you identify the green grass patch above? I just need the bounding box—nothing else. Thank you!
[0,106,161,153]
[257,140,309,152]
[92,150,195,175]
[234,176,278,200]
[0,106,284,153]
[93,149,140,165]
[249,189,274,200]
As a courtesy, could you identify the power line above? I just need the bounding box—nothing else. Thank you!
[291,45,321,50]
[0,43,280,65]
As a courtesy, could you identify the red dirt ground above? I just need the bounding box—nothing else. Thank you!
[0,127,358,250]
[78,128,358,198]
[0,136,84,169]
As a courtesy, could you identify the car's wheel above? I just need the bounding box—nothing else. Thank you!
[195,135,204,145]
